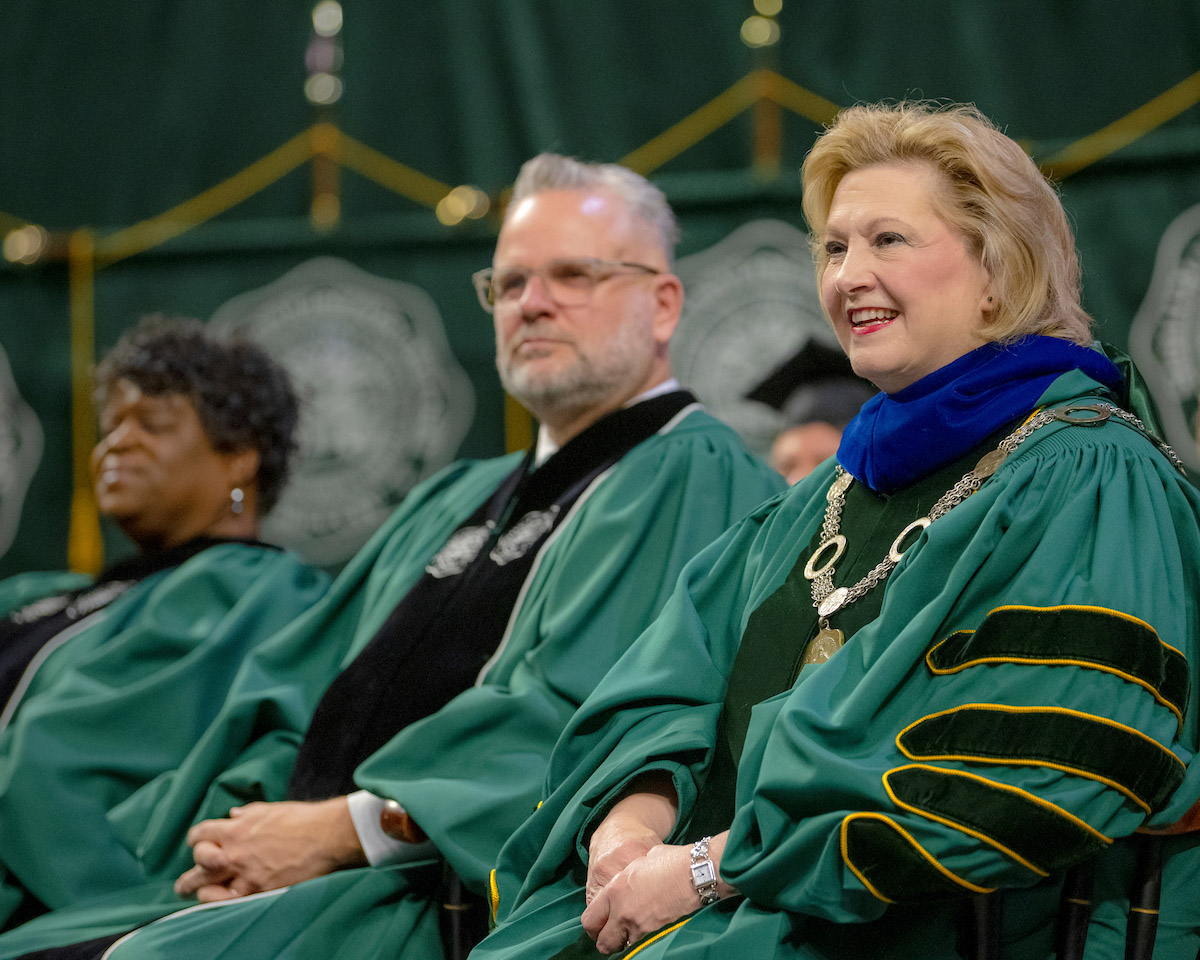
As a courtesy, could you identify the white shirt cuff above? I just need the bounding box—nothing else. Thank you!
[346,790,435,866]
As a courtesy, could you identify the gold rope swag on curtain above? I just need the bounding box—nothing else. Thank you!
[67,228,102,575]
[44,66,1200,570]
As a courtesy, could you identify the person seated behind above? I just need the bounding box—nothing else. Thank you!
[768,420,843,484]
[0,154,783,960]
[0,317,327,929]
[747,338,876,484]
[475,102,1200,960]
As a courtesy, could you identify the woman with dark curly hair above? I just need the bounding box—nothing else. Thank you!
[0,317,327,930]
[88,315,298,544]
[90,314,300,532]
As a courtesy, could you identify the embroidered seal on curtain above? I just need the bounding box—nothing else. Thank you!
[1129,201,1200,473]
[671,219,836,456]
[0,345,43,562]
[211,257,474,566]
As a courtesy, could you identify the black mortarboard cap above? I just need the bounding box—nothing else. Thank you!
[746,339,876,429]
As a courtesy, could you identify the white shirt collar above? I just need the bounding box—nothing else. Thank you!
[533,378,682,466]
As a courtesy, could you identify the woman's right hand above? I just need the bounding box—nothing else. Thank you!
[582,841,695,953]
[582,833,735,954]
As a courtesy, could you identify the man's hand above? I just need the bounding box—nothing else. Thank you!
[173,797,368,902]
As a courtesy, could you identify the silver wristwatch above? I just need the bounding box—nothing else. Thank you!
[690,836,720,906]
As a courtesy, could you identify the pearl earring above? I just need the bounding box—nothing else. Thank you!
[231,487,244,516]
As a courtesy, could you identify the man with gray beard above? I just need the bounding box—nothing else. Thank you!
[0,154,783,960]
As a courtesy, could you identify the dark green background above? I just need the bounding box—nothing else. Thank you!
[2,1,1198,575]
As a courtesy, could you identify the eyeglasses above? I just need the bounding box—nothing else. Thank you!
[471,257,660,313]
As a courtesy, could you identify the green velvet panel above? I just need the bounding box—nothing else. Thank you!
[884,765,1109,876]
[927,604,1188,722]
[898,706,1184,813]
[842,816,977,903]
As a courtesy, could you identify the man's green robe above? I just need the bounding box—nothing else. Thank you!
[476,370,1200,960]
[0,406,783,959]
[0,543,329,928]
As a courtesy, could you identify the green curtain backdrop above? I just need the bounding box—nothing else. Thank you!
[1,1,1198,575]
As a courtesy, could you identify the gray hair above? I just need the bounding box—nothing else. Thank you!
[508,153,680,265]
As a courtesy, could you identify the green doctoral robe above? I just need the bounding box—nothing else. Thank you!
[0,543,329,929]
[476,369,1200,960]
[0,406,783,960]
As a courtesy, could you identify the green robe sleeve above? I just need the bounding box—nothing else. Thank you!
[354,411,785,889]
[0,544,329,915]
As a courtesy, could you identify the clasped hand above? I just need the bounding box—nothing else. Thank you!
[582,841,700,954]
[579,781,730,955]
[173,798,367,902]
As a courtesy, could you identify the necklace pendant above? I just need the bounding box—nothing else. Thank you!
[973,449,1008,479]
[803,626,845,666]
[817,586,850,618]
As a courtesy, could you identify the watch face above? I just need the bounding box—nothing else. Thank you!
[691,860,717,887]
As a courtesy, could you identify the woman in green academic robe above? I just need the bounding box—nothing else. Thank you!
[478,101,1200,960]
[0,318,327,928]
